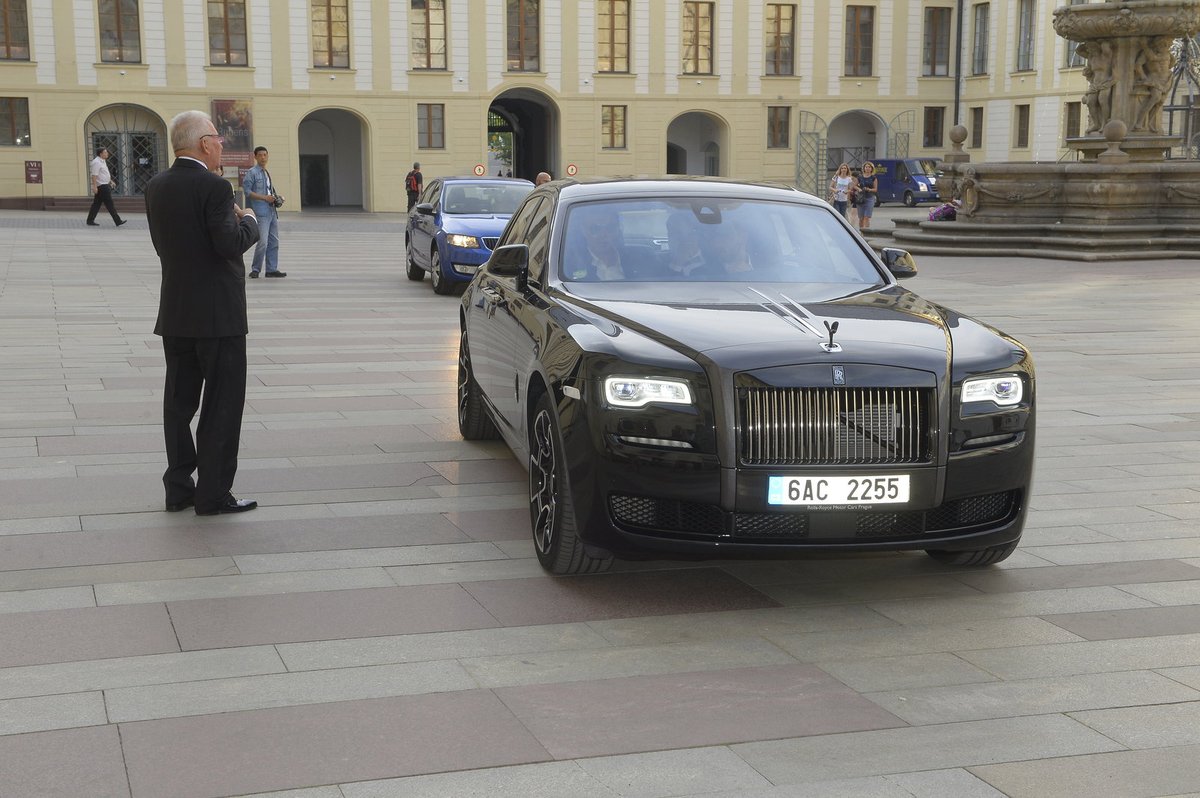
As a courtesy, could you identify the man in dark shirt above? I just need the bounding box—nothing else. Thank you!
[405,162,423,211]
[145,110,260,516]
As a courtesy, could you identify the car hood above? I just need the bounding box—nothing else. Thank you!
[440,215,512,236]
[569,285,1006,376]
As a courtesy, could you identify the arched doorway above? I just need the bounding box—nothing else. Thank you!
[487,89,559,182]
[84,105,168,197]
[298,109,366,209]
[666,112,728,176]
[826,110,886,172]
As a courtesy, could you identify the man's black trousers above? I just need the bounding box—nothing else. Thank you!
[87,185,121,224]
[161,335,247,512]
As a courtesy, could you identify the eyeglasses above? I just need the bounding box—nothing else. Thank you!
[200,134,225,145]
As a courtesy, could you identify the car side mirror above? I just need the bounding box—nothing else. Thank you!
[880,247,918,279]
[415,202,434,215]
[490,244,529,289]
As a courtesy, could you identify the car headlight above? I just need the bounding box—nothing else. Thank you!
[915,181,929,191]
[604,377,692,408]
[446,234,480,248]
[962,375,1023,407]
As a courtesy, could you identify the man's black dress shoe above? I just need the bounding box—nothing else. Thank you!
[264,271,287,278]
[116,219,127,226]
[165,498,194,513]
[195,497,258,516]
[86,222,100,226]
[249,271,259,278]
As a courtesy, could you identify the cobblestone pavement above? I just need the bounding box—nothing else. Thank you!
[2,209,1199,798]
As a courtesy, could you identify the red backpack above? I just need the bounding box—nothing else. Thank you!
[406,172,419,192]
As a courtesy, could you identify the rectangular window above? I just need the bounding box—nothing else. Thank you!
[1063,0,1086,68]
[764,4,795,76]
[844,6,873,77]
[601,105,626,149]
[312,0,349,68]
[410,0,446,69]
[1064,101,1081,141]
[971,3,989,75]
[1015,103,1030,148]
[970,106,983,148]
[208,0,248,66]
[682,2,713,75]
[923,106,945,148]
[0,97,31,146]
[99,0,141,63]
[507,0,540,71]
[1016,0,1035,71]
[1,0,30,60]
[597,0,629,73]
[767,106,790,148]
[417,103,444,148]
[923,7,951,76]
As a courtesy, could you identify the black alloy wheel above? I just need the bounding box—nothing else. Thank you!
[903,190,917,207]
[529,393,611,575]
[457,329,499,441]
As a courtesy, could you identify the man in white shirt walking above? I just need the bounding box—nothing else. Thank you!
[86,147,126,227]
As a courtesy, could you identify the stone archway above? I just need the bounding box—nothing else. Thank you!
[488,89,559,182]
[666,112,729,176]
[298,109,366,209]
[84,105,168,197]
[826,110,887,172]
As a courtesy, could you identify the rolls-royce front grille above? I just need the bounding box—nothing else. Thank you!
[740,387,932,466]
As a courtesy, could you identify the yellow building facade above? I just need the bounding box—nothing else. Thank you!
[1,0,1091,211]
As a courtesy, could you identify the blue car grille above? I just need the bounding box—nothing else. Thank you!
[482,237,499,250]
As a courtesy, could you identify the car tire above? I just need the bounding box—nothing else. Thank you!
[457,329,499,441]
[406,239,424,281]
[925,539,1019,566]
[431,249,454,295]
[529,392,612,575]
[903,190,917,207]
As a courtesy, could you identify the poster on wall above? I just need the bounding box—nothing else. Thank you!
[211,99,255,169]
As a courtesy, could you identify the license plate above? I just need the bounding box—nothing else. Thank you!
[767,475,910,506]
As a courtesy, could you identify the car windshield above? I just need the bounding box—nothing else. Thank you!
[911,159,940,177]
[559,198,885,287]
[442,183,531,215]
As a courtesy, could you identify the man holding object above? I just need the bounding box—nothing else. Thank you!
[145,110,260,516]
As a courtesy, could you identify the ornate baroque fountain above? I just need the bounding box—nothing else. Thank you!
[930,0,1200,248]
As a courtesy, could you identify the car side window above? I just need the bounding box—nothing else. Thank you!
[525,203,553,283]
[499,197,543,247]
[420,181,439,206]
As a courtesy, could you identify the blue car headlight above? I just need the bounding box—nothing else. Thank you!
[447,234,480,248]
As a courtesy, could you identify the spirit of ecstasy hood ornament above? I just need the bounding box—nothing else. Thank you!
[821,320,842,353]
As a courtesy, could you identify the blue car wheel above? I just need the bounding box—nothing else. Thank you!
[431,248,454,295]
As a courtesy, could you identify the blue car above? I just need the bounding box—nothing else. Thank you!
[405,176,534,294]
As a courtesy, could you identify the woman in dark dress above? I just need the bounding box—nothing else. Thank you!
[856,162,878,232]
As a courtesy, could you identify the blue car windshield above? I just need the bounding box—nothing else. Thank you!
[559,198,884,286]
[442,184,531,215]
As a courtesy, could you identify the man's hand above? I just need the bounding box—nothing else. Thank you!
[234,203,255,220]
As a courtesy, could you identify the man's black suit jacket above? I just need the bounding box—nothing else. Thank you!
[147,158,260,338]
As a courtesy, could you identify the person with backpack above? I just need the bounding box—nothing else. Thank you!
[405,162,423,211]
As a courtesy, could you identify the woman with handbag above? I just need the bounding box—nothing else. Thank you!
[828,163,854,219]
[856,162,878,231]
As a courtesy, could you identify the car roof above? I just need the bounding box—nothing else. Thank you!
[538,176,820,206]
[436,176,534,185]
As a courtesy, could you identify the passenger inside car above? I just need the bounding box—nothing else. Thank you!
[564,207,626,281]
[664,212,707,278]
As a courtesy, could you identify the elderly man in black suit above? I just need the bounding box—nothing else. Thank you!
[145,110,260,516]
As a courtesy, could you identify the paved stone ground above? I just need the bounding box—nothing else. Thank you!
[1,208,1199,798]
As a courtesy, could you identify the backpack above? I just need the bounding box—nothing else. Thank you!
[406,172,419,192]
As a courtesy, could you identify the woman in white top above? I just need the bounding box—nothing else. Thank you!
[828,163,854,219]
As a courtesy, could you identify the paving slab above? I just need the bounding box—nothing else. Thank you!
[0,725,130,798]
[969,744,1200,798]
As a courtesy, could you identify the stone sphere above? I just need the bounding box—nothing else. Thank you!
[1102,119,1128,143]
[949,125,968,145]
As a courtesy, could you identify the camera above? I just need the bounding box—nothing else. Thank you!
[273,194,285,209]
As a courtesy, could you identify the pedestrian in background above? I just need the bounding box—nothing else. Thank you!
[405,162,423,211]
[86,146,126,227]
[242,146,286,278]
[856,161,879,231]
[145,110,260,516]
[535,171,552,186]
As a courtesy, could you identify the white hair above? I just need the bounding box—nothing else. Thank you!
[170,110,213,153]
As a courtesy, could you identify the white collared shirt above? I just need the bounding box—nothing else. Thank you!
[90,156,110,186]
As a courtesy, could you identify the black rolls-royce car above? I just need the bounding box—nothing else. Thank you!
[458,178,1034,575]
